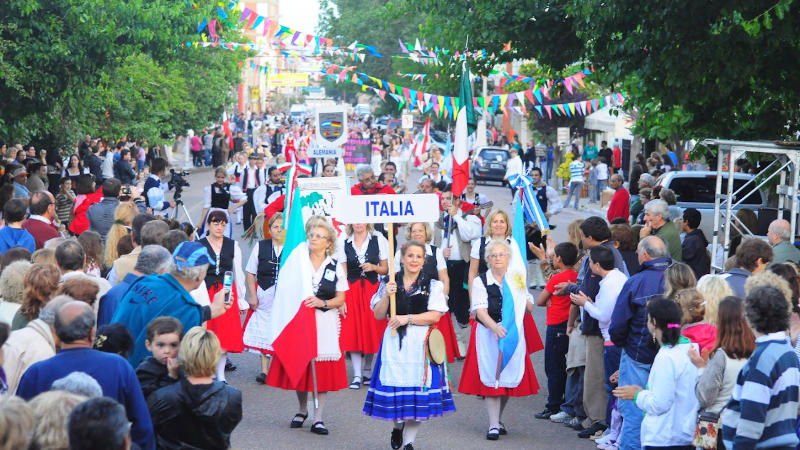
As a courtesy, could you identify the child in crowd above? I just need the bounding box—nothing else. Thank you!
[535,242,579,420]
[613,298,699,449]
[94,323,135,359]
[136,317,184,399]
[55,178,75,229]
[674,288,717,355]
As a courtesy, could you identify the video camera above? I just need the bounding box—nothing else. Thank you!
[169,169,190,202]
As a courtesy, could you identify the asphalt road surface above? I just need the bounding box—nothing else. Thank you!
[176,165,600,449]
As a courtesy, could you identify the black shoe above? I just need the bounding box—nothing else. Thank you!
[578,422,606,439]
[403,444,414,450]
[498,422,507,435]
[225,359,236,371]
[391,425,404,449]
[570,420,585,431]
[255,373,266,384]
[486,427,500,441]
[289,412,308,429]
[362,375,371,385]
[310,421,329,435]
[534,408,558,419]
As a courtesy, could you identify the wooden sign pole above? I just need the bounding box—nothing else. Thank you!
[388,223,397,336]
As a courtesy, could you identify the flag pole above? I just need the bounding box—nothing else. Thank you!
[311,358,319,409]
[388,223,397,336]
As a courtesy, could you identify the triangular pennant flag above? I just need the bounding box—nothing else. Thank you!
[541,85,550,100]
[477,97,485,110]
[544,104,552,119]
[245,12,257,30]
[575,72,586,88]
[534,105,543,117]
[568,102,576,116]
[388,83,396,94]
[564,77,574,94]
[555,104,565,116]
[401,87,410,102]
[423,92,431,105]
[261,19,272,36]
[252,16,264,30]
[533,88,543,104]
[378,90,387,101]
[239,7,252,22]
[217,6,228,20]
[500,94,510,111]
[197,17,208,35]
[524,89,535,106]
[491,95,500,112]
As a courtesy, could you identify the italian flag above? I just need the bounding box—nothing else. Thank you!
[452,63,476,197]
[267,186,316,385]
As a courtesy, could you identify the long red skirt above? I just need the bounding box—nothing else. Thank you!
[266,355,347,393]
[458,321,540,397]
[340,279,386,354]
[438,312,461,362]
[524,312,544,354]
[206,283,244,353]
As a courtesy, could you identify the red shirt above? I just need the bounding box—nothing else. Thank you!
[544,269,578,325]
[607,188,631,223]
[350,183,396,195]
[613,147,622,168]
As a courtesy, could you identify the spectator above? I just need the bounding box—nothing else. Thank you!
[640,199,681,261]
[97,245,172,327]
[113,149,136,185]
[68,173,101,236]
[0,199,36,253]
[744,270,794,312]
[351,164,396,195]
[26,161,47,192]
[610,224,640,275]
[136,316,184,400]
[696,274,734,327]
[612,298,699,449]
[78,230,104,277]
[16,301,154,449]
[606,174,630,223]
[629,173,655,220]
[659,188,682,221]
[51,371,103,398]
[29,390,87,450]
[609,235,671,450]
[0,396,34,449]
[109,213,155,284]
[728,209,759,256]
[0,260,32,326]
[84,144,104,184]
[663,261,696,300]
[21,190,60,250]
[55,177,76,228]
[722,286,800,449]
[564,147,585,210]
[68,397,133,450]
[86,178,121,242]
[111,241,231,366]
[675,288,717,354]
[768,219,800,266]
[721,238,773,298]
[681,208,710,278]
[56,276,100,306]
[11,262,60,330]
[56,239,111,300]
[31,247,56,264]
[1,295,72,394]
[147,327,243,449]
[93,323,135,358]
[10,166,30,199]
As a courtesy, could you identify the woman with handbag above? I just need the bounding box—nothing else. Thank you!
[688,296,755,450]
[458,238,539,441]
[363,240,455,450]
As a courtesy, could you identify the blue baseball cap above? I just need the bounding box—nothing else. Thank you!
[172,241,213,268]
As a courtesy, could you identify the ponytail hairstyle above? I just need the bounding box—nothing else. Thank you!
[646,298,683,346]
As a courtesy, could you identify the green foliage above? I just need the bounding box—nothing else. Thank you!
[0,0,247,147]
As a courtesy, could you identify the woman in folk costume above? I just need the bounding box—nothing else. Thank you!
[335,223,389,389]
[266,216,348,436]
[468,210,543,355]
[364,240,456,450]
[393,222,460,363]
[243,212,284,383]
[199,167,245,238]
[458,239,539,441]
[199,210,247,383]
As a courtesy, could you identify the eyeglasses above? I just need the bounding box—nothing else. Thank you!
[307,232,328,240]
[488,253,509,259]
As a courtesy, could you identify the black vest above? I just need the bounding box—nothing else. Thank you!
[392,272,433,347]
[256,239,280,290]
[478,273,503,323]
[314,259,339,309]
[210,183,231,209]
[265,183,283,204]
[421,245,439,280]
[241,166,261,190]
[534,185,548,212]
[344,235,380,283]
[201,237,234,287]
[478,237,511,275]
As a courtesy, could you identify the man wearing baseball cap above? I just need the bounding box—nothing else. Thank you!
[111,241,232,366]
[11,166,30,199]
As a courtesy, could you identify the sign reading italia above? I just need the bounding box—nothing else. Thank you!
[335,194,440,224]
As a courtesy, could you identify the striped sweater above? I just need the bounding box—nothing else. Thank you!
[721,332,800,449]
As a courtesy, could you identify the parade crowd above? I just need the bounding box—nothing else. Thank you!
[1,112,800,450]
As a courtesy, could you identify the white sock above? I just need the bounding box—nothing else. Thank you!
[216,354,227,382]
[351,352,363,379]
[403,420,421,446]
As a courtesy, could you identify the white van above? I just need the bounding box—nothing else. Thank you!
[289,104,307,122]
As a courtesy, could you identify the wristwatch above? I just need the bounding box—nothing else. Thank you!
[323,299,328,308]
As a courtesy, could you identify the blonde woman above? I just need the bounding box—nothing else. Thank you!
[29,390,87,450]
[663,262,697,300]
[696,274,734,327]
[104,202,139,269]
[335,222,389,389]
[467,210,512,293]
[267,216,348,435]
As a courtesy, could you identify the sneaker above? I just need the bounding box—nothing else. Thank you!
[549,411,573,423]
[597,442,617,450]
[578,422,607,439]
[594,433,613,445]
[534,409,558,420]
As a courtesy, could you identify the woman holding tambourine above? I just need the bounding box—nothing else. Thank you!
[458,239,539,441]
[364,240,455,450]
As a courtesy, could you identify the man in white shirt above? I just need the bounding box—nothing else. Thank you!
[238,154,265,231]
[503,147,524,200]
[571,244,628,432]
[596,158,609,203]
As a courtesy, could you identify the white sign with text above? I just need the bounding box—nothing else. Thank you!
[335,194,440,224]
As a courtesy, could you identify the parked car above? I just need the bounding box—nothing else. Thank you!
[655,170,767,240]
[472,147,509,185]
[429,129,448,150]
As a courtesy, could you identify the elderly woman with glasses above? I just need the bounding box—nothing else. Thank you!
[198,210,246,383]
[266,216,348,436]
[458,239,538,441]
[199,167,246,239]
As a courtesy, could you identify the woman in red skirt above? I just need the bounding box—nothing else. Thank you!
[335,223,388,389]
[393,222,461,362]
[198,210,246,383]
[459,239,539,441]
[266,216,348,436]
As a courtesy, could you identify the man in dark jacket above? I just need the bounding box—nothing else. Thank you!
[552,216,628,437]
[681,208,709,278]
[609,235,670,450]
[114,149,137,185]
[84,145,104,184]
[86,178,121,242]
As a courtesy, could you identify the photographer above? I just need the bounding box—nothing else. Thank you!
[144,158,175,218]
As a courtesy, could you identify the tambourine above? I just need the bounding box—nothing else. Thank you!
[426,327,447,365]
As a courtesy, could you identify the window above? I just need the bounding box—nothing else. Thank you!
[479,149,509,163]
[669,176,763,205]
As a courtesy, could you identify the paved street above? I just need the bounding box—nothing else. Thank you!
[178,166,599,450]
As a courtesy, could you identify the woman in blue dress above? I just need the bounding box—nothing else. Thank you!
[363,240,456,450]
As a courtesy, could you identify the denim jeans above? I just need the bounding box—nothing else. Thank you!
[544,322,570,411]
[618,351,652,450]
[561,366,585,419]
[204,148,212,166]
[603,345,622,424]
[596,179,607,202]
[564,181,584,209]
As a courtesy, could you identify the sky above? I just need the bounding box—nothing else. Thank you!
[279,0,319,33]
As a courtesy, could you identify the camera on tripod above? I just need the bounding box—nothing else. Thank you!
[169,169,191,202]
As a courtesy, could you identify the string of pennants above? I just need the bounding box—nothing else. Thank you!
[392,38,513,65]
